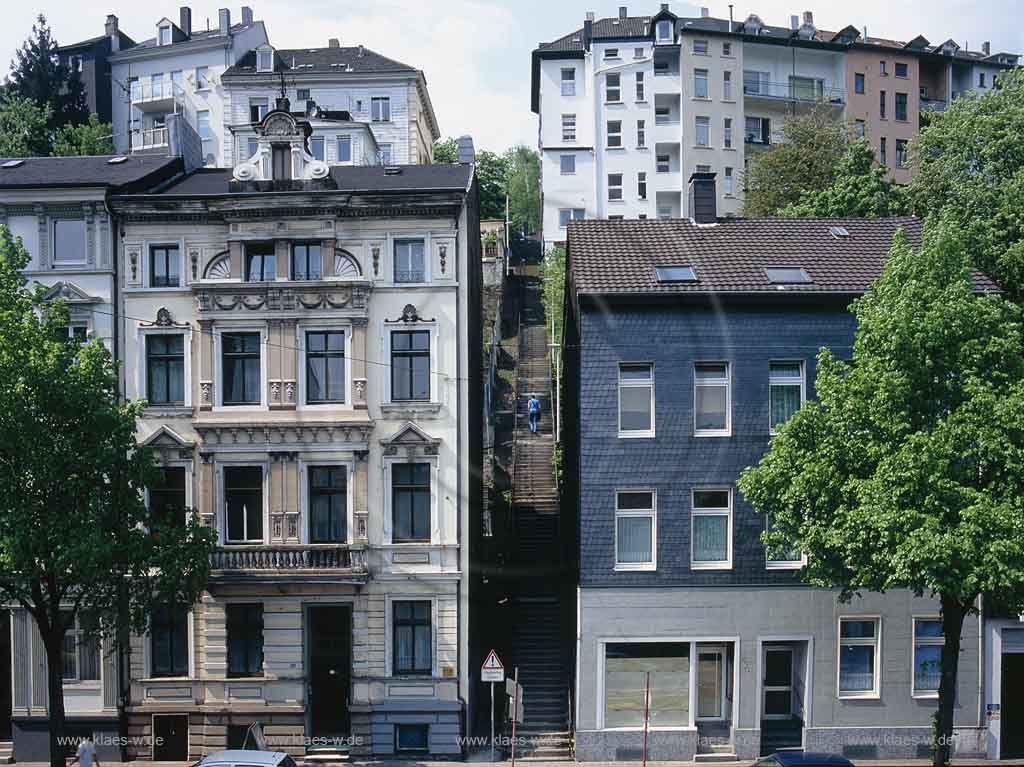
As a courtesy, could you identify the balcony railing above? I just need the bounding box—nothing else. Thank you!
[210,544,368,575]
[130,80,188,105]
[743,80,845,105]
[131,126,168,150]
[920,98,948,112]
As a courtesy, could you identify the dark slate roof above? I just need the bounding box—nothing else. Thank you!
[127,22,253,51]
[0,155,181,190]
[148,164,472,196]
[57,31,136,52]
[569,216,938,296]
[224,46,416,77]
[538,16,654,52]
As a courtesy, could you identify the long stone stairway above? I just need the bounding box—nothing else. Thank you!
[506,278,572,762]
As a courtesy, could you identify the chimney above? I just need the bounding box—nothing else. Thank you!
[179,7,192,36]
[803,11,813,26]
[218,8,230,35]
[583,12,594,51]
[328,37,340,48]
[357,44,364,57]
[728,4,733,32]
[700,7,709,17]
[241,6,253,25]
[661,3,669,11]
[863,25,868,40]
[105,14,120,50]
[790,15,799,30]
[618,6,627,19]
[983,41,991,55]
[688,172,717,224]
[456,135,475,164]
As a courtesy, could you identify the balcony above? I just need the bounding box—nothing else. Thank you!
[131,126,168,150]
[209,544,369,583]
[743,80,845,106]
[920,98,948,112]
[131,80,187,113]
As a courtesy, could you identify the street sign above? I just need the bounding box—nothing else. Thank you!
[481,649,505,682]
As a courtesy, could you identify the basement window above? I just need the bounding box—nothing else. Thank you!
[765,266,812,284]
[655,265,697,283]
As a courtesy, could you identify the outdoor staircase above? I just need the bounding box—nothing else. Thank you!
[0,740,13,764]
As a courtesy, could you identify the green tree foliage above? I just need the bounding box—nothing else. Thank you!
[742,106,851,216]
[0,92,52,157]
[0,227,215,767]
[738,221,1024,766]
[781,140,908,218]
[6,15,89,135]
[475,149,510,220]
[432,137,458,164]
[910,68,1024,300]
[52,113,115,156]
[540,245,566,347]
[505,145,541,234]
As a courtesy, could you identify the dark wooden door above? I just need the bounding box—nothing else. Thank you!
[0,611,10,740]
[309,606,352,737]
[153,714,188,761]
[1002,654,1024,758]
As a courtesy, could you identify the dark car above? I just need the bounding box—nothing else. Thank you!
[755,753,856,767]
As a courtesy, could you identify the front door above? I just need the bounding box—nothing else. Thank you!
[763,647,794,719]
[308,605,352,738]
[1002,654,1024,758]
[0,611,10,740]
[697,646,726,720]
[153,714,189,761]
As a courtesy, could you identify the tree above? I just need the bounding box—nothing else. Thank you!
[475,149,510,220]
[432,137,458,164]
[6,15,89,136]
[540,245,566,346]
[52,114,115,156]
[738,221,1024,767]
[742,106,851,216]
[781,139,908,218]
[910,68,1024,301]
[0,92,52,157]
[0,226,215,767]
[505,145,541,234]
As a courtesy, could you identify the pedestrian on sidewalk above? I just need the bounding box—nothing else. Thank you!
[68,734,100,767]
[527,394,541,434]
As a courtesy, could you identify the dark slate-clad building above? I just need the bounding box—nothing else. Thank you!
[56,15,136,124]
[561,177,985,762]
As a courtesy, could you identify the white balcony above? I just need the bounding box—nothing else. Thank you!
[130,126,168,150]
[130,81,187,113]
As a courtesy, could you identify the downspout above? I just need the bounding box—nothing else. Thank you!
[977,594,984,732]
[454,191,465,747]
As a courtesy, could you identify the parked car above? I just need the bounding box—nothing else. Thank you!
[195,751,298,767]
[755,753,855,767]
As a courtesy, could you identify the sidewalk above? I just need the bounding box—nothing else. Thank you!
[15,759,1024,767]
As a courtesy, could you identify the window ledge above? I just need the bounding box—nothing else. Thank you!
[691,562,732,570]
[381,402,443,419]
[912,691,939,699]
[143,405,194,418]
[618,431,655,439]
[607,146,626,151]
[615,564,656,572]
[838,692,881,701]
[694,431,731,438]
[766,561,805,570]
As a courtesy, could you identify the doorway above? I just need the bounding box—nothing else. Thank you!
[762,647,794,719]
[1002,654,1024,758]
[153,714,189,761]
[0,611,10,740]
[308,605,352,739]
[697,645,727,720]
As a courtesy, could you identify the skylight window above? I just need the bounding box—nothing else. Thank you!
[765,266,812,284]
[107,156,128,164]
[829,225,850,239]
[1,160,24,168]
[655,265,698,283]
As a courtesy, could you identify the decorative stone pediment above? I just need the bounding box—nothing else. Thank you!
[140,425,193,449]
[39,281,101,305]
[380,422,441,457]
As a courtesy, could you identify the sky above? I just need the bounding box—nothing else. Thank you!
[3,0,1022,152]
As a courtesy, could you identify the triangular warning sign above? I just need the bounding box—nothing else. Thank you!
[482,649,503,670]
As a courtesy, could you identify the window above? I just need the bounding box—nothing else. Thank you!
[657,206,672,220]
[879,61,887,75]
[227,604,263,678]
[769,362,804,433]
[606,73,621,102]
[561,67,576,96]
[723,42,732,56]
[979,72,987,88]
[561,114,576,141]
[838,618,880,697]
[722,117,733,149]
[146,335,185,405]
[245,244,275,282]
[657,20,672,41]
[880,137,888,166]
[745,116,770,144]
[195,66,209,90]
[605,643,689,727]
[306,331,345,403]
[913,619,943,696]
[615,491,656,569]
[637,172,647,200]
[310,136,325,161]
[393,601,431,675]
[371,96,391,122]
[244,136,258,159]
[53,219,86,263]
[743,70,769,95]
[149,466,186,531]
[853,72,865,94]
[765,266,811,283]
[222,333,261,406]
[379,143,393,166]
[608,173,623,201]
[723,167,733,196]
[694,363,729,435]
[392,463,430,542]
[558,208,585,228]
[391,330,430,401]
[895,62,908,77]
[151,606,188,677]
[695,164,711,173]
[693,40,708,55]
[310,466,347,542]
[249,97,269,123]
[159,25,172,45]
[634,47,644,59]
[765,514,803,568]
[149,244,180,288]
[337,135,352,163]
[655,106,671,125]
[296,88,310,101]
[723,70,733,100]
[695,116,710,147]
[560,154,576,175]
[618,363,654,436]
[895,139,908,168]
[656,154,670,173]
[224,466,263,542]
[895,92,908,121]
[635,71,645,101]
[604,48,620,59]
[655,265,696,282]
[170,70,183,89]
[394,239,425,283]
[291,242,322,280]
[396,724,429,752]
[879,90,887,119]
[637,119,646,148]
[61,613,100,681]
[197,110,211,140]
[694,69,708,98]
[56,325,87,344]
[691,489,731,568]
[854,119,866,138]
[257,48,273,72]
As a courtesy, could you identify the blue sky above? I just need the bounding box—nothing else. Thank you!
[4,0,1023,152]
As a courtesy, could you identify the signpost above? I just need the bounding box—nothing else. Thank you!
[481,650,505,762]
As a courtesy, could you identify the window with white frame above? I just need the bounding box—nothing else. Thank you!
[695,116,710,146]
[608,173,623,201]
[561,67,576,96]
[637,171,647,200]
[393,600,432,675]
[607,119,622,148]
[765,514,803,568]
[391,330,430,401]
[637,119,646,148]
[724,118,733,148]
[310,136,325,162]
[149,466,186,531]
[291,242,322,280]
[249,97,269,123]
[560,154,576,175]
[694,69,709,98]
[724,167,733,196]
[618,363,654,436]
[691,489,731,568]
[305,330,345,403]
[195,66,210,90]
[224,466,263,543]
[769,361,804,433]
[53,219,86,264]
[221,332,261,405]
[146,334,185,405]
[913,618,943,696]
[694,362,730,435]
[723,70,733,100]
[257,48,273,72]
[634,47,644,59]
[226,603,263,678]
[656,20,672,42]
[394,239,426,283]
[61,612,100,681]
[838,617,880,697]
[745,115,770,144]
[561,113,576,141]
[604,643,689,727]
[604,48,620,59]
[606,72,621,102]
[615,490,656,569]
[656,154,670,173]
[723,41,732,56]
[392,463,431,542]
[149,244,180,287]
[309,466,347,543]
[371,96,391,122]
[695,164,711,173]
[337,135,352,163]
[197,110,211,140]
[693,39,709,55]
[558,208,585,228]
[635,71,645,101]
[158,25,172,45]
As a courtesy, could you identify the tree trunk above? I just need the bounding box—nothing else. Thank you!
[117,579,130,763]
[934,595,965,767]
[43,630,68,767]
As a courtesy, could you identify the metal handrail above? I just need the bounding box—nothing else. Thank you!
[131,127,168,149]
[509,278,524,506]
[743,80,846,103]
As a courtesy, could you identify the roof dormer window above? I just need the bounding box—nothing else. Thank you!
[256,46,274,73]
[158,25,172,45]
[656,20,672,42]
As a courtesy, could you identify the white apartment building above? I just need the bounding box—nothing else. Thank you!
[110,6,269,164]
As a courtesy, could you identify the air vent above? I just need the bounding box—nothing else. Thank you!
[765,266,812,284]
[829,225,850,239]
[655,265,697,283]
[107,156,128,164]
[1,159,24,168]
